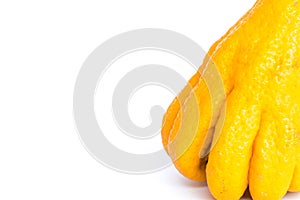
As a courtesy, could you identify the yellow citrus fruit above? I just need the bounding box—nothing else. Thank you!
[161,0,300,199]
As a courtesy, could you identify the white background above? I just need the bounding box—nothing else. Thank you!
[1,0,299,199]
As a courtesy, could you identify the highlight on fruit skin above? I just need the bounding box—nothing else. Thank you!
[161,0,300,199]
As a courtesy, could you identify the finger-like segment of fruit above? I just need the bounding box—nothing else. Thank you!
[161,72,200,150]
[167,78,212,181]
[288,73,300,192]
[249,112,296,200]
[206,89,261,200]
[289,136,300,192]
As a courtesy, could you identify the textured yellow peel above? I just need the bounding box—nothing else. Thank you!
[207,90,262,200]
[161,0,300,199]
[289,134,300,192]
